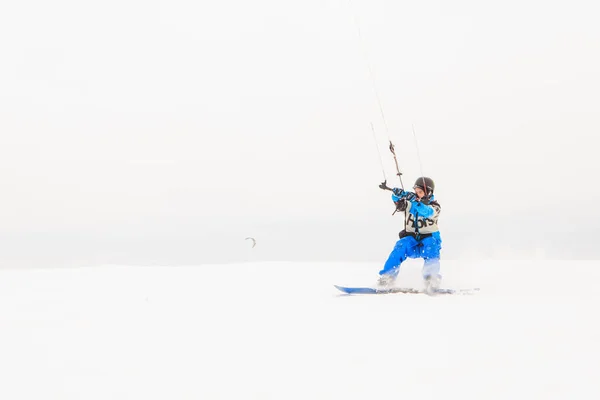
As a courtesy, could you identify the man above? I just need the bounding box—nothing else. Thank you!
[378,177,442,293]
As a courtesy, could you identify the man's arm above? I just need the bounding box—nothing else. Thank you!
[407,200,440,218]
[391,188,416,202]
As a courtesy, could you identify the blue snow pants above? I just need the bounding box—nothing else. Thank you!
[379,232,442,279]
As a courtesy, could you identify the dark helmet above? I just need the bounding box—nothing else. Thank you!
[413,177,435,194]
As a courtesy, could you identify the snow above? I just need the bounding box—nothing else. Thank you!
[0,260,598,399]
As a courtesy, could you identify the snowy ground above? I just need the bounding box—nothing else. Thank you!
[0,259,598,399]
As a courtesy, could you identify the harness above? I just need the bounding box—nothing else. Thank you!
[398,230,432,241]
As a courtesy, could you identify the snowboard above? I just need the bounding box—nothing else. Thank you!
[334,285,479,296]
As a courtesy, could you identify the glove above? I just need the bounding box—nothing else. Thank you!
[379,180,390,190]
[392,188,402,196]
[419,195,431,205]
[395,198,408,212]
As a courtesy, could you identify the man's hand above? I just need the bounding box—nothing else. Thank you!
[419,195,431,205]
[379,180,391,190]
[395,198,408,212]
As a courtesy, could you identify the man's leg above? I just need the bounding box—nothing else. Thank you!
[420,235,442,289]
[379,236,418,282]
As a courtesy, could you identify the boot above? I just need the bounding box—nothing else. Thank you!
[424,274,441,294]
[377,274,396,288]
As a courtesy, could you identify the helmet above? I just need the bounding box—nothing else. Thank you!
[413,177,434,194]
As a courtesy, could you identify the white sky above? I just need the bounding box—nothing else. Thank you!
[1,0,598,263]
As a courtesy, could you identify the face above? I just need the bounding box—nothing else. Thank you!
[414,187,426,199]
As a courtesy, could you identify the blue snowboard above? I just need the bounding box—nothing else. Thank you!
[334,285,479,295]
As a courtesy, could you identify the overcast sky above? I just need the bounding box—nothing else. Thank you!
[1,0,598,265]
